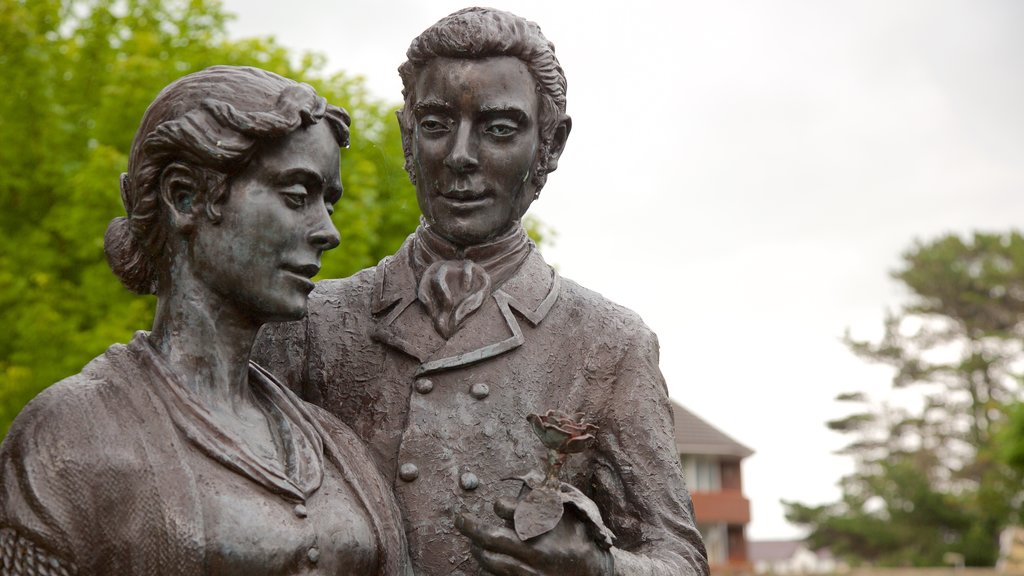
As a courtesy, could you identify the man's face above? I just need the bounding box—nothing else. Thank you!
[410,56,541,246]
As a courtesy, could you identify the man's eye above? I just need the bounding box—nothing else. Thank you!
[485,122,517,137]
[419,117,450,133]
[281,184,308,209]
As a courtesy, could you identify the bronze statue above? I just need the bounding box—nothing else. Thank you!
[254,8,710,576]
[0,66,411,575]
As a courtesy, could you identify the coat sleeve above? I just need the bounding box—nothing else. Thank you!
[589,325,710,576]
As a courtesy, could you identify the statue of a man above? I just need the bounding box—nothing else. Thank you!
[255,8,709,576]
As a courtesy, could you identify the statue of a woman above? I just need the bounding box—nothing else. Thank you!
[0,66,411,575]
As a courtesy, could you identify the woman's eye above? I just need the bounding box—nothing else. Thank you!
[281,185,308,209]
[486,123,517,137]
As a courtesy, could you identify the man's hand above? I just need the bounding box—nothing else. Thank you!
[455,497,614,576]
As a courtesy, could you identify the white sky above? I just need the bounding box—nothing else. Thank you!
[221,0,1024,540]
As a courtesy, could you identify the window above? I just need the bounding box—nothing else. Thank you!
[681,455,721,492]
[698,522,727,564]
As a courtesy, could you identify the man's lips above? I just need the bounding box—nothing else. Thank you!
[440,188,490,207]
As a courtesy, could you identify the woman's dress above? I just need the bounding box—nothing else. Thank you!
[0,332,411,575]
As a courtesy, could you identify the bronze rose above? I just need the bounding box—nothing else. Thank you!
[527,410,599,456]
[512,411,614,548]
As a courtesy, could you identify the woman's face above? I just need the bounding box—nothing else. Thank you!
[190,121,341,324]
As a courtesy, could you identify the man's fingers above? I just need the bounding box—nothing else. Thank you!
[471,546,541,576]
[494,496,517,522]
[455,513,530,559]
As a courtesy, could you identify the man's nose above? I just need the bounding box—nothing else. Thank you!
[444,123,479,174]
[308,204,340,251]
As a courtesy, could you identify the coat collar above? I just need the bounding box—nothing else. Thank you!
[370,237,560,375]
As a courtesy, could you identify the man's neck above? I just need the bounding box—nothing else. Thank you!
[416,221,526,259]
[411,222,533,291]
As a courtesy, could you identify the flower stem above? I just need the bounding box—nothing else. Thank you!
[545,449,567,488]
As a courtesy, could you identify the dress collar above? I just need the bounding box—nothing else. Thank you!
[131,332,324,502]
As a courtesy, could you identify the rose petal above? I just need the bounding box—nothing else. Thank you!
[563,434,596,454]
[527,413,546,437]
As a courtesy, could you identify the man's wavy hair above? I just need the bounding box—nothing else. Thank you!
[104,65,350,295]
[397,7,567,188]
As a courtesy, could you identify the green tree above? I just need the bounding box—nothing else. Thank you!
[0,0,421,433]
[785,232,1024,566]
[1000,402,1024,523]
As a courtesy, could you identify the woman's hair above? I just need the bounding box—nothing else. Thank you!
[104,65,350,294]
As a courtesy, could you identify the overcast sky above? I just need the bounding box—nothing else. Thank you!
[221,0,1024,539]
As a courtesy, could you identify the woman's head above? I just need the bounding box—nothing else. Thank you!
[105,65,350,296]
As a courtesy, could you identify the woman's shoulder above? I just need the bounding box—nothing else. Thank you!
[2,343,146,464]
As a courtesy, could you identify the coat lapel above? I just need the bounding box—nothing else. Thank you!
[369,241,444,362]
[370,243,561,376]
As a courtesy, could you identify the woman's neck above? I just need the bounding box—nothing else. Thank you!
[149,267,261,414]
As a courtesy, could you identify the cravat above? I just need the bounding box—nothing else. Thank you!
[411,223,532,339]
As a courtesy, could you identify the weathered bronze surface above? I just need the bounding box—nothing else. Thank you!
[254,8,710,576]
[0,66,410,575]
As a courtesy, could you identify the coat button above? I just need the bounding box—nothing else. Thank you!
[469,382,490,399]
[399,463,419,482]
[293,504,307,518]
[459,472,480,491]
[307,547,320,564]
[414,378,434,394]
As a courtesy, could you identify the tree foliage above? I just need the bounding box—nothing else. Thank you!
[785,232,1024,566]
[1002,402,1024,485]
[0,0,423,433]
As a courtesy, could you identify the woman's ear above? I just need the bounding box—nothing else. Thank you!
[159,163,201,234]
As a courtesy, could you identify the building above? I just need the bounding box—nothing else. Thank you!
[672,400,754,571]
[747,539,846,574]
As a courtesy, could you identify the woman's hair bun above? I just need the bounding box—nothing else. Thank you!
[104,216,157,295]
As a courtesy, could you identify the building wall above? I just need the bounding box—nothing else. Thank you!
[700,522,728,565]
[683,453,751,570]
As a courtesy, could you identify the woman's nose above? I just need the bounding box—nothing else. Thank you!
[308,208,340,251]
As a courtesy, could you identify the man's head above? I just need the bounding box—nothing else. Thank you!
[397,7,571,245]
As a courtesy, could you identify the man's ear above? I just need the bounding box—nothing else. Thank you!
[396,109,417,184]
[159,163,201,234]
[544,114,572,174]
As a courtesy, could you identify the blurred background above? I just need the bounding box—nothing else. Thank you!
[2,0,1023,572]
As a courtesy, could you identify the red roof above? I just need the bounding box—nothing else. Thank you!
[747,540,802,562]
[748,540,835,562]
[671,400,754,459]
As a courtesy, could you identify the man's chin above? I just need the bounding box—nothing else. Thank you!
[434,227,486,247]
[431,220,518,247]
